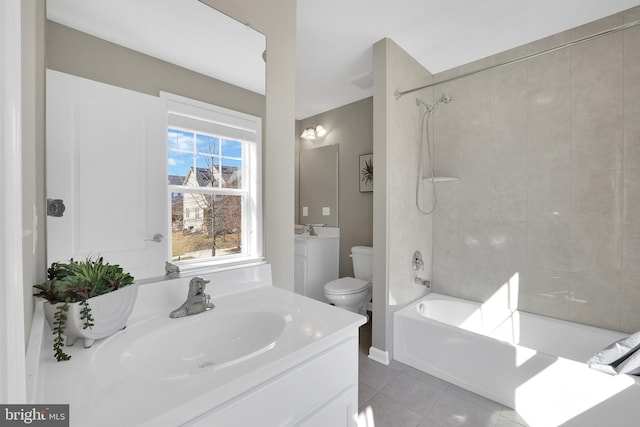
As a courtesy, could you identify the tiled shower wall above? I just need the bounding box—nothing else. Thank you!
[430,7,640,333]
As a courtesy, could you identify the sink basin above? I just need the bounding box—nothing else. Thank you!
[94,311,287,379]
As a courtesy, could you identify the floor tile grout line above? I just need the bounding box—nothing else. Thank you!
[419,385,448,426]
[358,321,527,427]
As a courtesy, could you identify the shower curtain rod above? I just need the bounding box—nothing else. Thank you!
[394,18,640,99]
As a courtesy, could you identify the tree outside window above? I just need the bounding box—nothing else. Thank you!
[168,128,244,260]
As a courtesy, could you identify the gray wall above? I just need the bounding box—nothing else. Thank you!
[46,21,265,120]
[296,97,373,278]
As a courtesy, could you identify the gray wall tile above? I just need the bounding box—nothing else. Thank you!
[425,9,639,332]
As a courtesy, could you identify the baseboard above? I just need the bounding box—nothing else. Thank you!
[368,346,390,365]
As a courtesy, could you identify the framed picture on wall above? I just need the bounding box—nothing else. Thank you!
[359,153,373,193]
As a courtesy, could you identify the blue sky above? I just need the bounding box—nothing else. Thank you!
[168,128,242,178]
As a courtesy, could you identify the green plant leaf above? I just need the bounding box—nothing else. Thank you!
[34,255,135,303]
[52,302,71,362]
[80,300,94,330]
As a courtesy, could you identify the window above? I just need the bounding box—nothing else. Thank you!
[165,93,262,267]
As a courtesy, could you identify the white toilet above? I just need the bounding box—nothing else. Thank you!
[324,246,373,314]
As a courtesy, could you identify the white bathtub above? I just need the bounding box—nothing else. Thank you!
[394,293,640,427]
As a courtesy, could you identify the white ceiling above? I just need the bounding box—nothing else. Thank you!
[47,0,266,95]
[295,0,640,119]
[47,0,640,120]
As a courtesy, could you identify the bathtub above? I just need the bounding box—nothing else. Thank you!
[394,293,640,427]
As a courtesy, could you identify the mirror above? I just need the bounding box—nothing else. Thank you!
[45,0,266,280]
[299,145,339,227]
[46,0,265,95]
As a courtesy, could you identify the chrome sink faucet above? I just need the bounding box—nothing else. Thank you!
[307,224,317,236]
[169,277,214,318]
[165,261,180,278]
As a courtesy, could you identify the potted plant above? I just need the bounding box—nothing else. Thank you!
[33,256,138,361]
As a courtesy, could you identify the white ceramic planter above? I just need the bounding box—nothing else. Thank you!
[43,284,138,348]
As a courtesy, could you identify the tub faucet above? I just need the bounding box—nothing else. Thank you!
[169,277,214,318]
[414,276,431,290]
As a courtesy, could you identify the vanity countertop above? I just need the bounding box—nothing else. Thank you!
[26,264,365,427]
[295,226,340,240]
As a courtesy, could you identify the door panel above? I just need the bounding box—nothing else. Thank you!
[46,70,167,279]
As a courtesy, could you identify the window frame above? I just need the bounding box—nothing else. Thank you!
[162,92,263,271]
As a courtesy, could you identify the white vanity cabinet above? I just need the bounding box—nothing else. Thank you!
[294,228,340,302]
[187,336,359,426]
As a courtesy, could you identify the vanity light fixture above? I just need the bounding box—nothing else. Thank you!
[300,124,327,140]
[301,128,316,140]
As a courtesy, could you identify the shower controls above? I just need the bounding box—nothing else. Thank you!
[412,250,424,271]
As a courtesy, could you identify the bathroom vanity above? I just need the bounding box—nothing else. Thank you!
[294,227,340,302]
[26,264,366,426]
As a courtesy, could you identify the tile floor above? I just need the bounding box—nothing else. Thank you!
[357,318,529,427]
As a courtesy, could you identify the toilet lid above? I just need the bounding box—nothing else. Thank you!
[325,277,369,295]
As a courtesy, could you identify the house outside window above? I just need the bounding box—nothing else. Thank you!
[165,93,262,268]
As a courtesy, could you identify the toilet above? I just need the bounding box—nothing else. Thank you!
[324,246,373,314]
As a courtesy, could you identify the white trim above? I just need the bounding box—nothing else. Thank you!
[1,0,27,403]
[25,300,45,403]
[367,347,390,365]
[161,92,263,272]
[169,185,245,197]
[163,92,261,136]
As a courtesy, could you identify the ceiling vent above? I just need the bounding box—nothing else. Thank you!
[350,73,373,90]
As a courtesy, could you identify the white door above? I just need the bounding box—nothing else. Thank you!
[46,70,167,279]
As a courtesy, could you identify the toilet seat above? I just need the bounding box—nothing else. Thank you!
[324,277,369,296]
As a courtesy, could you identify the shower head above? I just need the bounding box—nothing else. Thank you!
[418,93,452,115]
[415,94,453,113]
[432,94,452,109]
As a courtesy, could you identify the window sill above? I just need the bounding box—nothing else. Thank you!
[174,256,266,276]
[135,256,266,285]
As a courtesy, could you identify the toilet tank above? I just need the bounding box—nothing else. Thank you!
[351,246,373,282]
